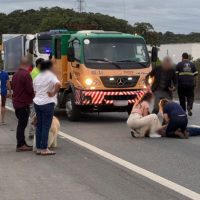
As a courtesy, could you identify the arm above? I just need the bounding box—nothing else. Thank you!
[47,74,61,97]
[6,80,12,97]
[145,68,156,85]
[143,107,150,116]
[192,64,198,87]
[141,102,150,116]
[24,73,35,98]
[163,113,170,123]
[5,73,12,97]
[169,69,177,92]
[48,82,61,97]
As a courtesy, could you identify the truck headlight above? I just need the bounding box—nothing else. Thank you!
[85,78,93,86]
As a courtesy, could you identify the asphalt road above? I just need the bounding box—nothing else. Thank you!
[1,103,200,200]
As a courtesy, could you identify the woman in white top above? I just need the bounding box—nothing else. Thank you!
[33,60,61,155]
[127,92,162,138]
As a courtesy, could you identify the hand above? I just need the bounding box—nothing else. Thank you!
[168,86,176,92]
[7,93,12,98]
[47,92,56,97]
[146,85,152,92]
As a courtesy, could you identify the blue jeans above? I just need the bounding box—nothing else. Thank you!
[166,115,188,138]
[188,126,200,137]
[34,103,55,149]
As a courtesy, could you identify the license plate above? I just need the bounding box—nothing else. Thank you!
[113,100,128,107]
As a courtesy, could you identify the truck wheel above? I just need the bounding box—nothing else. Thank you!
[57,91,67,109]
[66,93,80,121]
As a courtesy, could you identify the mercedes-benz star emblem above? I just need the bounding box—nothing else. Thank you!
[116,78,125,86]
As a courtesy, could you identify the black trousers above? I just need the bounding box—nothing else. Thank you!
[178,85,195,111]
[15,106,30,148]
[166,115,188,138]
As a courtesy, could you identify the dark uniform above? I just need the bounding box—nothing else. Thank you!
[176,60,198,112]
[146,66,177,114]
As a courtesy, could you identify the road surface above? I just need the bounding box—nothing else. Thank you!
[1,103,200,200]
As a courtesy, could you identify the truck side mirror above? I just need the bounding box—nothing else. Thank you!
[68,47,75,62]
[151,47,158,62]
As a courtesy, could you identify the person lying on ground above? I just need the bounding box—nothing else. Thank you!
[159,99,189,139]
[127,92,162,138]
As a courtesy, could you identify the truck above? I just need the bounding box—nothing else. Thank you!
[2,30,66,73]
[52,30,156,121]
[2,34,34,73]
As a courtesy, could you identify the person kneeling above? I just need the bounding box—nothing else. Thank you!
[159,99,189,139]
[127,92,162,138]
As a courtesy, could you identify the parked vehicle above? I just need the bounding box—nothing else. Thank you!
[52,30,156,120]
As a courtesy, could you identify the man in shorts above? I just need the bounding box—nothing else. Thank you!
[0,65,11,125]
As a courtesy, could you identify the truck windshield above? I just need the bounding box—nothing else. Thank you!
[38,39,52,54]
[84,38,150,69]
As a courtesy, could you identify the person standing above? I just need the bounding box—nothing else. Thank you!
[146,57,177,114]
[33,60,61,155]
[176,53,198,116]
[12,57,34,152]
[28,58,44,139]
[0,65,12,125]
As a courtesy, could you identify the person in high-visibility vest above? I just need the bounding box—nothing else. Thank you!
[176,53,198,116]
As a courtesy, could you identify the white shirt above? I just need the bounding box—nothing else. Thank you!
[33,70,60,105]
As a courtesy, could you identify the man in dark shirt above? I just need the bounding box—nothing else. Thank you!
[146,57,176,114]
[12,57,35,152]
[176,53,198,116]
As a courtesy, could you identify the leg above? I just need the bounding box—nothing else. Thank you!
[34,104,43,150]
[152,92,161,114]
[178,87,186,111]
[28,104,36,139]
[0,95,7,123]
[127,114,160,137]
[40,103,55,150]
[51,137,57,148]
[188,125,200,136]
[15,107,30,148]
[186,86,195,111]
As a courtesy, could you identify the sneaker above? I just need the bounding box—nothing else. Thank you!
[16,145,33,152]
[149,133,162,138]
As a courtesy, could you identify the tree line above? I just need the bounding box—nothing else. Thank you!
[0,7,200,46]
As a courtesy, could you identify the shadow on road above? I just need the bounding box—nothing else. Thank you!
[54,109,128,123]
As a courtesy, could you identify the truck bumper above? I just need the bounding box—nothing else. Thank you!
[74,89,145,106]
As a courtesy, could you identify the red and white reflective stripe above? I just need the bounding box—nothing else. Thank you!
[79,90,146,105]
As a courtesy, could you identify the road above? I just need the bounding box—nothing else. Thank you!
[1,103,200,200]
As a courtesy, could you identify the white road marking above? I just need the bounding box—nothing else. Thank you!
[6,106,200,200]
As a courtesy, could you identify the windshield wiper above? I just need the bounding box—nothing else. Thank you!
[116,60,147,67]
[87,58,121,69]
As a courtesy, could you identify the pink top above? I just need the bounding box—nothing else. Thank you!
[131,101,150,116]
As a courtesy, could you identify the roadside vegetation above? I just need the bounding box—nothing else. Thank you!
[0,7,200,46]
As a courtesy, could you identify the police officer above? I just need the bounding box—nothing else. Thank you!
[176,53,198,116]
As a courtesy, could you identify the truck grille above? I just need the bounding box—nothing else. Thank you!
[100,76,139,88]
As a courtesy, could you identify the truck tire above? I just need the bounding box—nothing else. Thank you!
[66,93,80,121]
[57,91,67,109]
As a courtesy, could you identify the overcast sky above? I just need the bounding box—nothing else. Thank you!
[1,0,200,33]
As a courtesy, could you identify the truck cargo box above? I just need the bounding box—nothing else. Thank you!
[3,35,25,73]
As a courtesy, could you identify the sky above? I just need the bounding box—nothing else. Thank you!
[0,0,200,33]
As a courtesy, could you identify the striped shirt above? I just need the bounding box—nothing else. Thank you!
[176,61,198,86]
